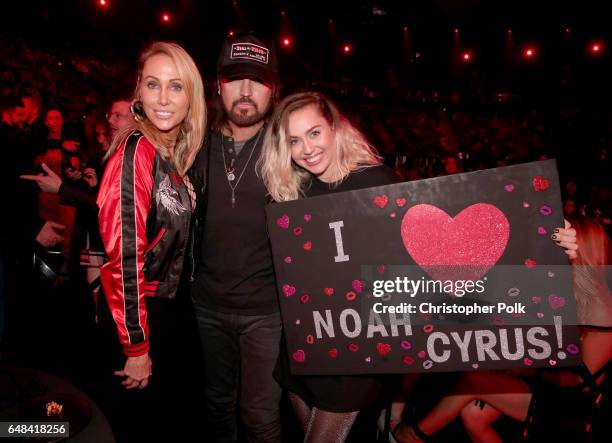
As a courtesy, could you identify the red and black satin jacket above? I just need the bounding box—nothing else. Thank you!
[97,131,194,357]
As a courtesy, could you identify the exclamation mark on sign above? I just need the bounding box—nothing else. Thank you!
[554,316,566,359]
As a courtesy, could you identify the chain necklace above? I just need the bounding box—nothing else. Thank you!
[220,128,263,208]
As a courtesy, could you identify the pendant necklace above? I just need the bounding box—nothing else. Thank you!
[220,128,263,208]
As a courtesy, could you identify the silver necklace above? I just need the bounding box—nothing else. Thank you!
[220,129,263,208]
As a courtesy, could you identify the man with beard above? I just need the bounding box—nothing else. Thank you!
[190,32,282,442]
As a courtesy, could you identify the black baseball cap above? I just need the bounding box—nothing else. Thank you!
[217,32,279,86]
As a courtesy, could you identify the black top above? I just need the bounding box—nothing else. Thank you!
[275,164,402,412]
[191,130,278,315]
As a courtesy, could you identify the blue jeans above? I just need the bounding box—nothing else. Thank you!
[194,303,283,443]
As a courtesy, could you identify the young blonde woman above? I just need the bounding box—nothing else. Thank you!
[260,91,579,442]
[260,91,403,442]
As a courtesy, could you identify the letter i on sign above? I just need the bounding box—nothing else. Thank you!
[329,221,349,262]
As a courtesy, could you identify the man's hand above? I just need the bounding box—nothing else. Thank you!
[35,221,65,247]
[21,163,63,194]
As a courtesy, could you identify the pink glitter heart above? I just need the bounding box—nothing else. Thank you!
[533,176,550,192]
[537,227,547,235]
[303,214,312,222]
[352,280,364,293]
[401,204,509,282]
[292,350,305,362]
[328,348,338,358]
[548,294,566,310]
[373,195,389,208]
[525,258,537,268]
[417,351,426,359]
[523,357,533,366]
[396,198,407,207]
[376,343,392,357]
[324,287,334,297]
[303,241,312,251]
[284,256,292,264]
[504,184,514,192]
[532,296,542,304]
[282,284,296,297]
[276,215,290,229]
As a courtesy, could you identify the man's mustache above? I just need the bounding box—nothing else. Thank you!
[232,97,258,110]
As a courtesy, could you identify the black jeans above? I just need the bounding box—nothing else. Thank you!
[194,303,283,443]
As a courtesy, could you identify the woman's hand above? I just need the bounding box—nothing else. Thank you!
[551,219,578,259]
[114,353,152,389]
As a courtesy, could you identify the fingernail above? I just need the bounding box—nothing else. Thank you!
[554,228,560,233]
[551,234,557,240]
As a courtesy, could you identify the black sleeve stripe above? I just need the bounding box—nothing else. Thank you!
[120,133,147,345]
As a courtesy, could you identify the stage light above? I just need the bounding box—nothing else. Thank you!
[524,47,535,59]
[161,12,171,23]
[281,37,292,48]
[565,27,571,33]
[228,30,234,36]
[590,42,603,54]
[462,51,472,62]
[98,0,107,6]
[343,44,352,54]
[454,28,459,34]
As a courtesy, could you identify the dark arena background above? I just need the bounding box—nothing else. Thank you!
[0,1,610,442]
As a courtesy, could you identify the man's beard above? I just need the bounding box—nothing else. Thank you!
[225,97,270,127]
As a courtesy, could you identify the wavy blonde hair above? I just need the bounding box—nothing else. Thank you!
[108,41,206,175]
[258,92,381,202]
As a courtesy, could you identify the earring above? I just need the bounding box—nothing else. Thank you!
[130,100,144,121]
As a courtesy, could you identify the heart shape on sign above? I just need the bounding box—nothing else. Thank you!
[376,342,392,357]
[532,176,550,192]
[292,349,305,362]
[548,294,566,310]
[328,348,338,358]
[401,203,510,283]
[373,195,389,209]
[282,284,296,297]
[276,215,290,229]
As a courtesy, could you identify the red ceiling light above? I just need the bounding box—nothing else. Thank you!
[590,42,603,54]
[228,30,234,36]
[462,51,472,62]
[161,12,171,23]
[524,47,536,59]
[98,0,107,6]
[343,44,352,54]
[281,37,292,48]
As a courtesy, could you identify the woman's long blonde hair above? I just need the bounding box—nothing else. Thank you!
[108,41,206,175]
[258,91,381,202]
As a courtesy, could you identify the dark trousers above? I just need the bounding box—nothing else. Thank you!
[194,303,283,443]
